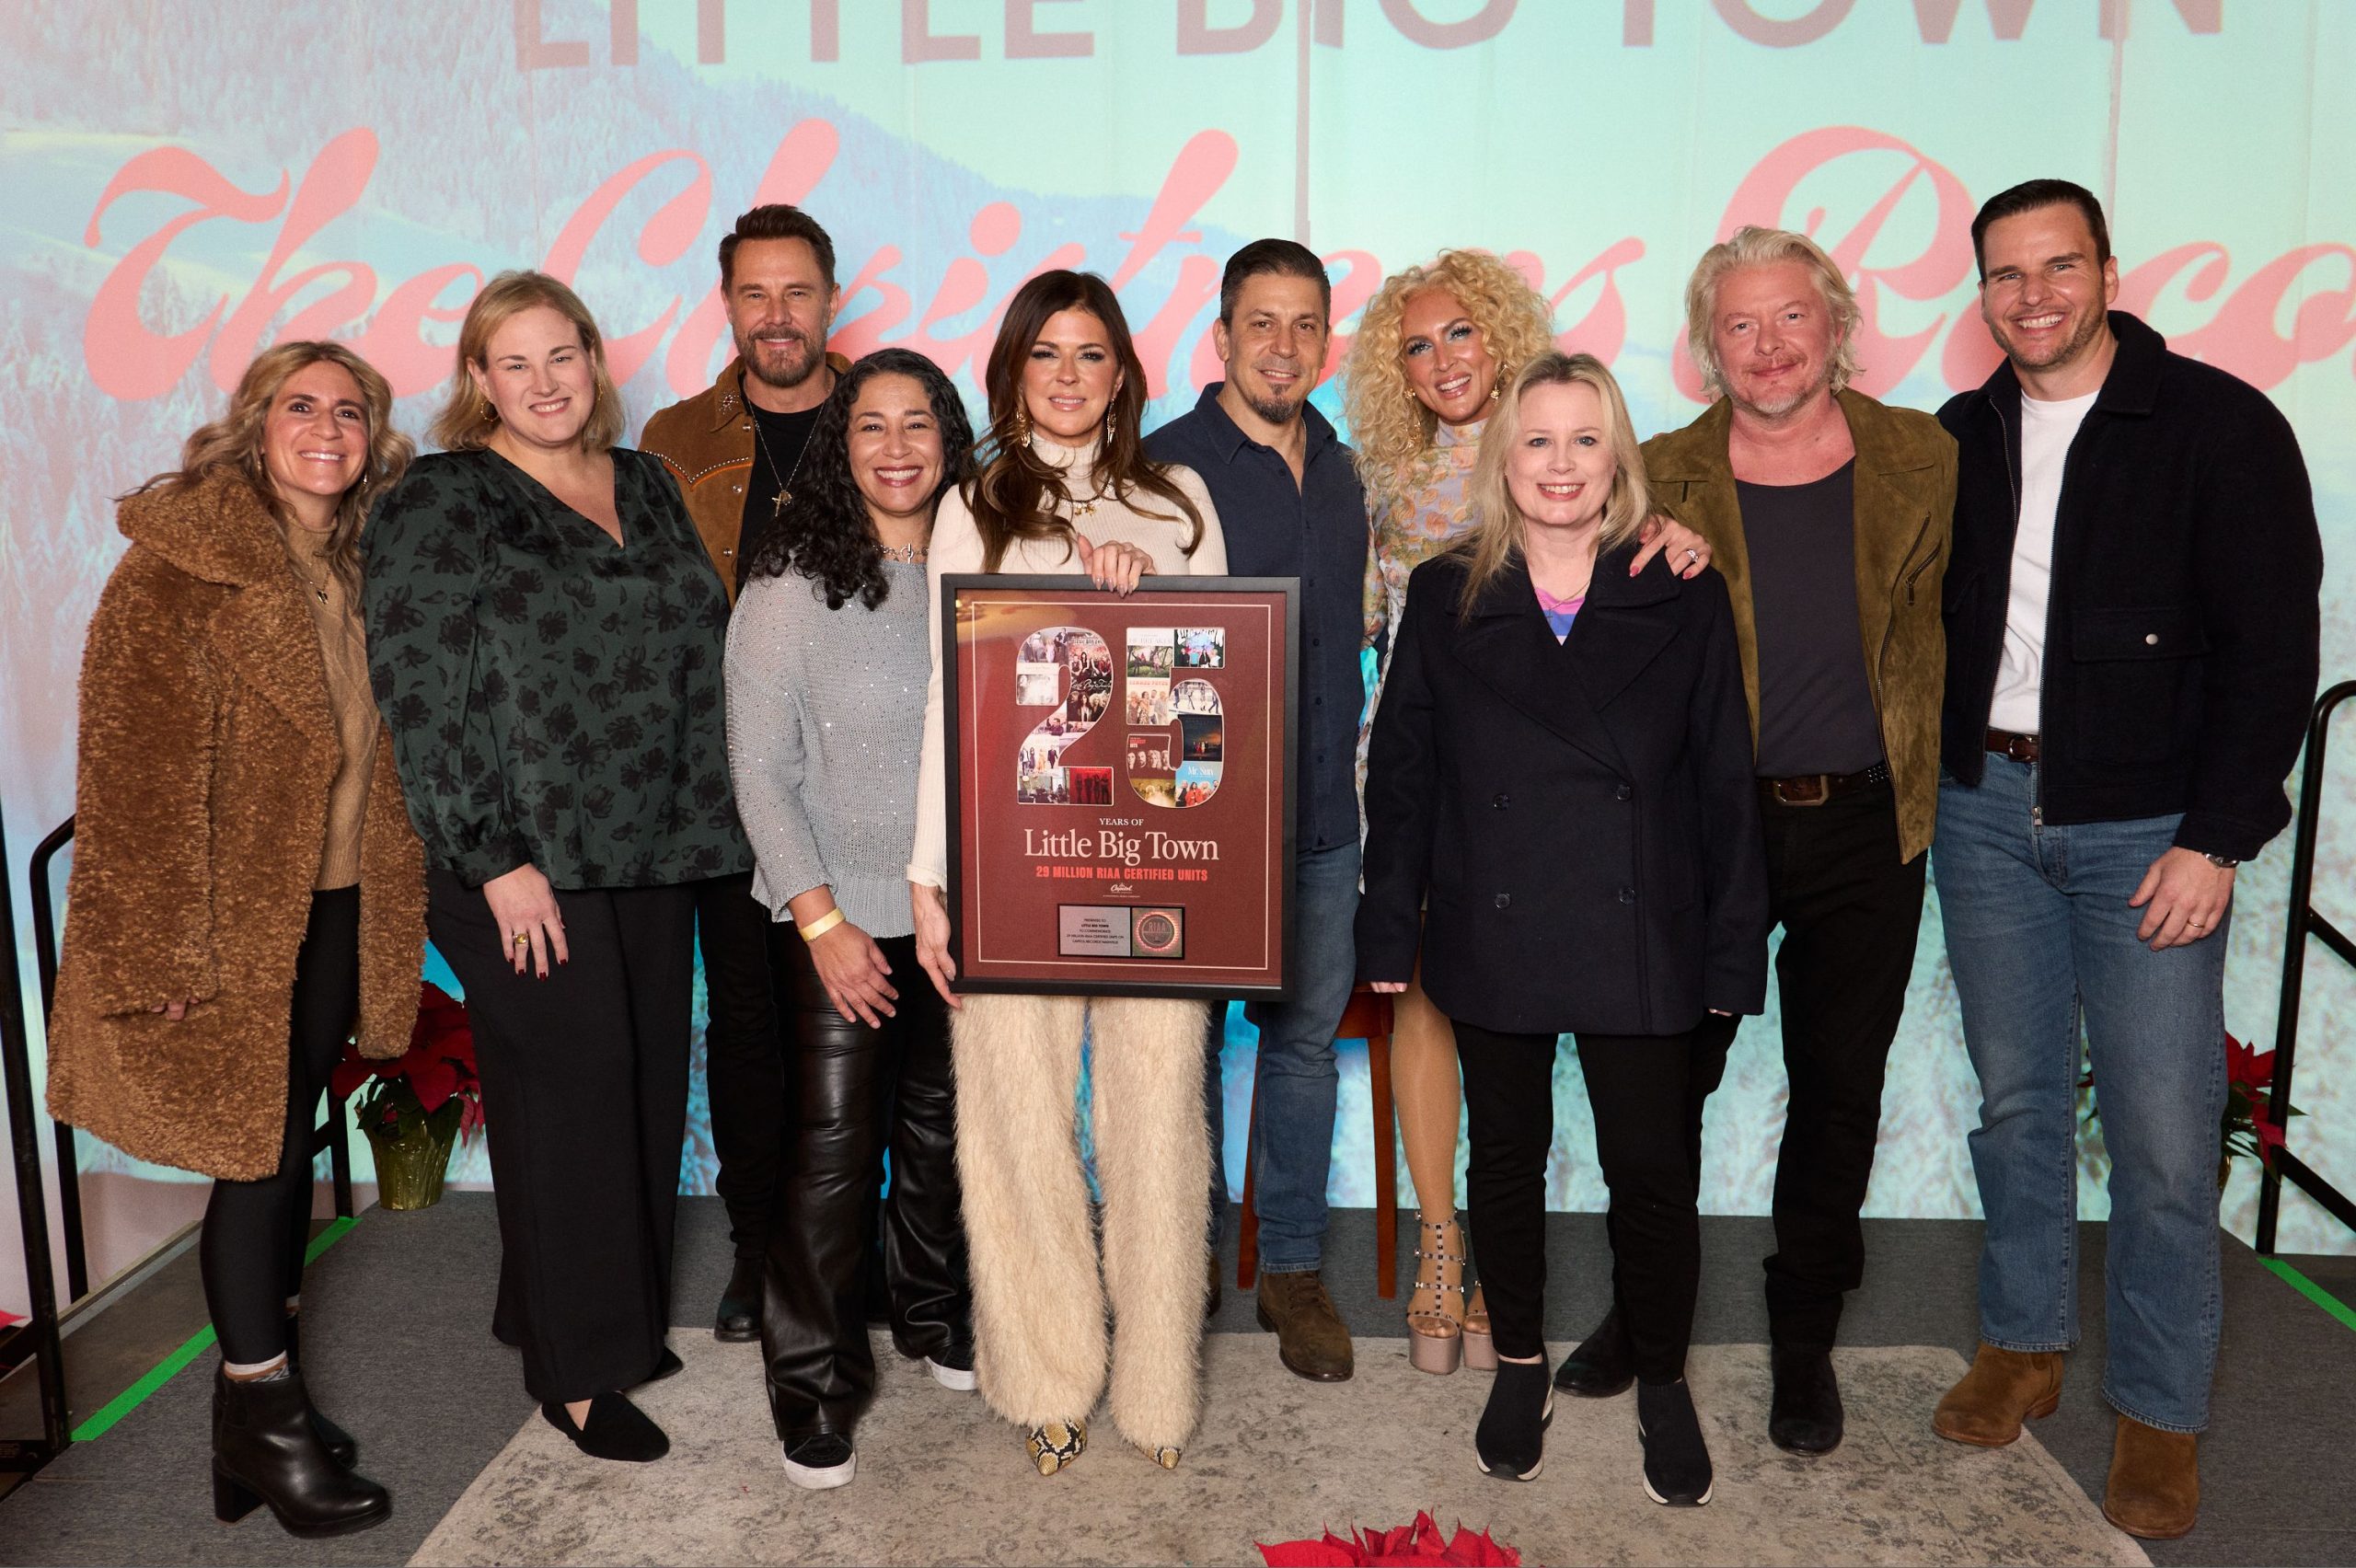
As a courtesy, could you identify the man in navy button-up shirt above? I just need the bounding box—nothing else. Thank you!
[1147,240,1369,1382]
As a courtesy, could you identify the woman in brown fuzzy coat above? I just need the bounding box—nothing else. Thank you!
[45,341,425,1539]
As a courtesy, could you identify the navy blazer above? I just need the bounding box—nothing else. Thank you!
[1356,541,1768,1037]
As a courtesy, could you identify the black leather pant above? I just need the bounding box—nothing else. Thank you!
[761,930,968,1438]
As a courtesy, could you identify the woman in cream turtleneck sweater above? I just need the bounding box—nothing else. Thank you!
[909,271,1225,1475]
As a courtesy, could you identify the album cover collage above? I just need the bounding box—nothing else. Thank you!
[1015,624,1224,809]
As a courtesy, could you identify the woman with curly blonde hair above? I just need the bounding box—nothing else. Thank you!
[48,340,423,1536]
[1343,251,1713,1373]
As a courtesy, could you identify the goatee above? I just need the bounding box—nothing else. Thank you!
[1243,391,1300,427]
[744,333,820,390]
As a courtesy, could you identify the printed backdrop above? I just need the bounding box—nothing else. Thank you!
[6,1,2354,1312]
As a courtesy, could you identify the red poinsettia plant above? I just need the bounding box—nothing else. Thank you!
[331,982,484,1147]
[2081,1030,2295,1188]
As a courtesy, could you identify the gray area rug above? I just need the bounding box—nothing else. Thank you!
[410,1334,2148,1568]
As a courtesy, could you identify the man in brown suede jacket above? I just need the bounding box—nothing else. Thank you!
[1552,226,1954,1460]
[640,203,849,1342]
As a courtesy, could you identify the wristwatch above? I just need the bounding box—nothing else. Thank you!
[2201,852,2241,869]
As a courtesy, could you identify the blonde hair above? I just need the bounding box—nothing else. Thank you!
[127,340,412,598]
[1457,353,1651,614]
[1682,225,1862,398]
[429,270,625,453]
[1341,249,1555,495]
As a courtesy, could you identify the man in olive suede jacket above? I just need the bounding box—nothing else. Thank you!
[1553,227,1955,1465]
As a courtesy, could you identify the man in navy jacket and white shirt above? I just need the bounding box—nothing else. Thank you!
[1927,179,2321,1542]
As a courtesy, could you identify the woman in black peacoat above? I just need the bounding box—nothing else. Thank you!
[1357,352,1768,1502]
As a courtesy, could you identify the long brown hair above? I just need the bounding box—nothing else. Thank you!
[967,271,1202,571]
[126,340,412,597]
[428,270,626,454]
[1458,352,1650,614]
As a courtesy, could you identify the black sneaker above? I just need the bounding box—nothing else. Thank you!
[1768,1346,1843,1454]
[924,1342,977,1392]
[1474,1359,1554,1482]
[1554,1306,1634,1398]
[782,1430,857,1491]
[1635,1379,1713,1505]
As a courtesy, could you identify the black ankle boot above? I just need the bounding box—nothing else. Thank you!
[212,1366,391,1538]
[1635,1378,1714,1506]
[281,1313,357,1468]
[1769,1345,1844,1454]
[1474,1359,1553,1482]
[715,1257,762,1343]
[1554,1305,1634,1398]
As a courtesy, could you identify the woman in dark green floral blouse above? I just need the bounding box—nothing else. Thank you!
[364,271,749,1465]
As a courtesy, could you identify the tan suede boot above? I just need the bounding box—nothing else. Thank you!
[1931,1343,2064,1447]
[1255,1271,1353,1382]
[2104,1415,2200,1539]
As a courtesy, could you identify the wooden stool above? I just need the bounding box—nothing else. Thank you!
[1235,986,1398,1299]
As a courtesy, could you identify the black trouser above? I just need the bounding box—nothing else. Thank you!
[429,869,698,1404]
[1459,1020,1705,1383]
[697,870,785,1260]
[1202,1003,1228,1248]
[761,932,967,1437]
[1693,780,1926,1350]
[201,887,359,1366]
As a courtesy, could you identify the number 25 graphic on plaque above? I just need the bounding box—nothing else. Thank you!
[1123,626,1224,809]
[1013,626,1113,805]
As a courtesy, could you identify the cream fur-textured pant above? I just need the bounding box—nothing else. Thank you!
[951,992,1211,1450]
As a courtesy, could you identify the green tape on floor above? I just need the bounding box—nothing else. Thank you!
[2262,1257,2356,1334]
[69,1215,361,1443]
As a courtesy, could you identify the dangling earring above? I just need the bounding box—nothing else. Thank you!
[1011,403,1033,444]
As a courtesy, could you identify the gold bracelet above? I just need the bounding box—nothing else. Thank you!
[797,907,847,943]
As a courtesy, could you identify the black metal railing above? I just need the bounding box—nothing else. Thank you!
[3,813,359,1473]
[2258,680,2356,1252]
[1,801,71,1470]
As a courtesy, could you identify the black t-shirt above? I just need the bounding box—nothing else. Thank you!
[1736,460,1884,777]
[739,401,823,585]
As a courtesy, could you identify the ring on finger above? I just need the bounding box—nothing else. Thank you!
[512,931,530,948]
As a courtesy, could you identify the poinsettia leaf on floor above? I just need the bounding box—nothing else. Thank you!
[1259,1512,1519,1567]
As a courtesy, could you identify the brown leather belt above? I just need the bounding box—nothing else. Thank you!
[1758,761,1891,808]
[1985,728,2041,765]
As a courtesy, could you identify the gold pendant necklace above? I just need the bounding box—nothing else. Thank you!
[751,410,808,518]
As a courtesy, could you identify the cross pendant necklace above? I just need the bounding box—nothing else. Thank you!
[751,413,807,518]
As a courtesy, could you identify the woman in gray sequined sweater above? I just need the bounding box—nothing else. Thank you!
[722,348,978,1492]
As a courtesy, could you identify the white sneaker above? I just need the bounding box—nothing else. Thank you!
[926,1355,978,1391]
[782,1432,857,1490]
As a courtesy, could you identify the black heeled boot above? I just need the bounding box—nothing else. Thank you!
[212,1365,391,1537]
[1769,1345,1844,1454]
[1554,1304,1635,1398]
[282,1313,357,1467]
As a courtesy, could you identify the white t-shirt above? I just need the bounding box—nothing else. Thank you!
[1988,388,2098,733]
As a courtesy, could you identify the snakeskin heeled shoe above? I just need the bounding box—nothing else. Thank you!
[1026,1418,1087,1475]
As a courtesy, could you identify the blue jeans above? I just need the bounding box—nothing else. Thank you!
[1235,837,1359,1274]
[1934,756,2228,1433]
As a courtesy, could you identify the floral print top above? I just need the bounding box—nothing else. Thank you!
[363,447,752,891]
[1356,416,1486,812]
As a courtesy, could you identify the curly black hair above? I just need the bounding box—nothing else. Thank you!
[741,347,976,609]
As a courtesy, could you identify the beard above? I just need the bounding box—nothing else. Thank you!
[1728,358,1833,422]
[739,328,822,390]
[1996,303,2106,372]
